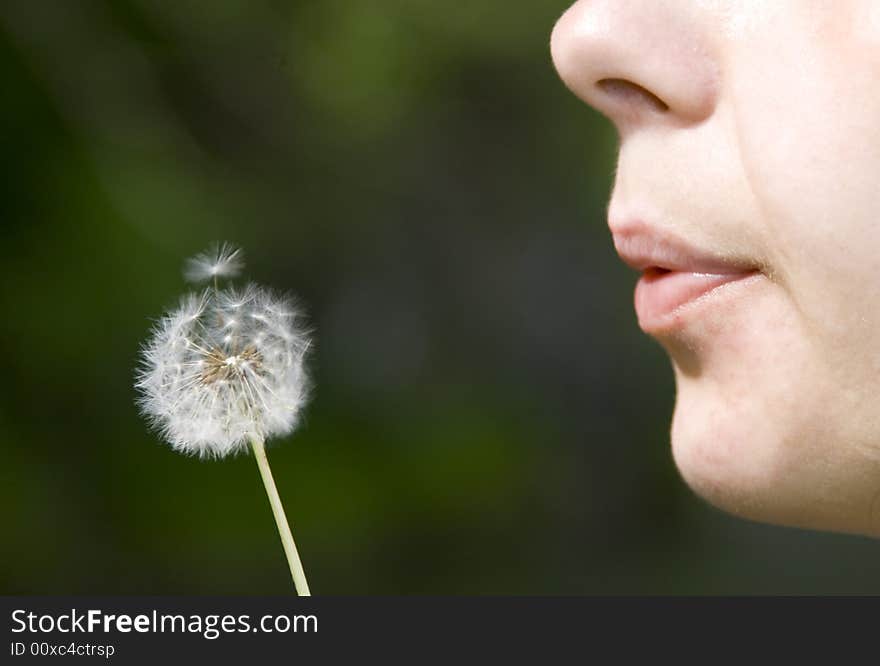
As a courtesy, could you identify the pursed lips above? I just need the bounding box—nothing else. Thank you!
[610,224,761,332]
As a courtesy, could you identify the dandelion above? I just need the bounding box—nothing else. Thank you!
[136,243,312,595]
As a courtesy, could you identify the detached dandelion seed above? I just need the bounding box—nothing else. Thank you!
[183,241,245,284]
[136,243,313,595]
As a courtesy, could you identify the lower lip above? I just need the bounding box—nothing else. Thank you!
[634,268,760,331]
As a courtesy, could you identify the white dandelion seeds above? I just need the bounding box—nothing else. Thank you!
[136,283,311,458]
[183,241,245,283]
[135,244,313,595]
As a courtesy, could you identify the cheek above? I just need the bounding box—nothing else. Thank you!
[730,11,880,337]
[705,9,880,469]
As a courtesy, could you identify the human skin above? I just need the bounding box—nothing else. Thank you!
[551,0,880,536]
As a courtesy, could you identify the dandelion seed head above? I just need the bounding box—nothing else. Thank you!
[183,242,245,284]
[136,281,311,459]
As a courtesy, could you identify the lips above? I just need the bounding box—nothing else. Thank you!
[611,225,760,332]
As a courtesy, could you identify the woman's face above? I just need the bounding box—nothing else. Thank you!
[551,0,880,536]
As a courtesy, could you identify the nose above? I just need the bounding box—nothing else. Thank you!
[550,0,719,132]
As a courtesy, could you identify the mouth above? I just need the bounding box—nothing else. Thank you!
[634,267,761,332]
[612,224,762,334]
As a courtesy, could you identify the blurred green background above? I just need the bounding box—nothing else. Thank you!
[2,0,880,595]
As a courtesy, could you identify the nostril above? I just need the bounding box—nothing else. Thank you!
[597,78,670,113]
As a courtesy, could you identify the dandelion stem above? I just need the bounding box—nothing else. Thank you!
[249,436,311,595]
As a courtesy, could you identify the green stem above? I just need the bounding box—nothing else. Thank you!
[249,436,311,596]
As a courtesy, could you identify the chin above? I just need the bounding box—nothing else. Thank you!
[639,274,880,537]
[667,372,880,537]
[669,387,796,526]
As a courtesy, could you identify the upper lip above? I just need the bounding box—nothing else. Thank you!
[610,222,756,275]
